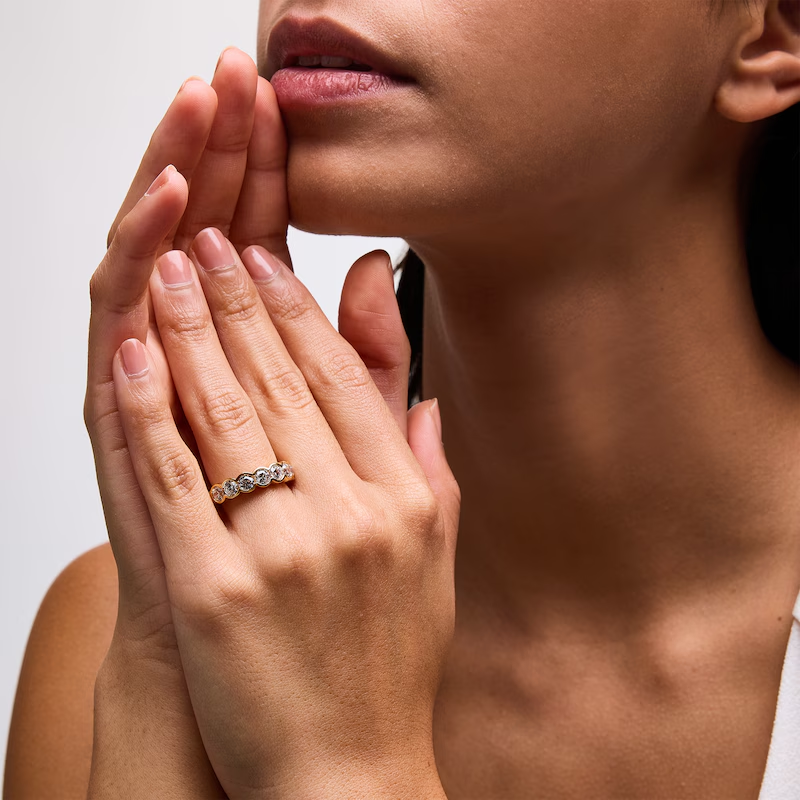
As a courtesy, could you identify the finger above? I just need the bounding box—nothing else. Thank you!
[85,166,188,584]
[106,79,218,248]
[174,48,259,252]
[89,167,189,389]
[148,248,292,523]
[185,229,354,492]
[112,337,229,575]
[240,244,422,488]
[229,77,293,270]
[407,399,460,558]
[338,252,411,438]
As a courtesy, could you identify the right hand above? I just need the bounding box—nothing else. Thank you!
[84,47,413,796]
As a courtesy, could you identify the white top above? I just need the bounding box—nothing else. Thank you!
[759,591,800,799]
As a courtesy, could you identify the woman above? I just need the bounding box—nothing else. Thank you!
[5,0,800,797]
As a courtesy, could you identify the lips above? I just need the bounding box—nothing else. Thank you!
[265,15,413,82]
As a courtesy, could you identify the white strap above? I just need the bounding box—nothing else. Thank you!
[759,592,800,799]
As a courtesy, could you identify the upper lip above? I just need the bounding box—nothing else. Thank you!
[265,16,411,81]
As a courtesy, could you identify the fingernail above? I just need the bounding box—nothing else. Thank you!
[215,47,234,73]
[242,246,284,283]
[120,339,149,378]
[429,397,443,441]
[192,228,236,272]
[178,75,204,94]
[158,251,193,287]
[145,164,175,197]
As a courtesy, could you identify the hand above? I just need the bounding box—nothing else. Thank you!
[85,47,413,796]
[110,226,461,799]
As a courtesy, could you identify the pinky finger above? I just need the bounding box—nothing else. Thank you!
[113,338,229,578]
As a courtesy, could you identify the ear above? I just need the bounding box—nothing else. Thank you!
[716,0,800,123]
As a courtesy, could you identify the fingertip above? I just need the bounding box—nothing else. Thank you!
[213,45,259,89]
[172,74,219,120]
[341,252,402,333]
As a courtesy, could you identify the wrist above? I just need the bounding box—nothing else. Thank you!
[89,643,224,799]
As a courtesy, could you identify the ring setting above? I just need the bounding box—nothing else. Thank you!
[210,461,295,504]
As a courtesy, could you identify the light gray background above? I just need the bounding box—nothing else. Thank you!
[0,0,408,770]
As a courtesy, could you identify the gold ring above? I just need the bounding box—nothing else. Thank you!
[209,461,295,504]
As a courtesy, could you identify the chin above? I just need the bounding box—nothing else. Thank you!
[283,137,452,239]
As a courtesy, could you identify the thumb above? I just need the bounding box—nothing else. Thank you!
[338,250,411,439]
[407,398,461,556]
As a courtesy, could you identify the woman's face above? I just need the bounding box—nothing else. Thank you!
[257,1,741,243]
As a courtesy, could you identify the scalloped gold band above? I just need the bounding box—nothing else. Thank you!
[209,461,295,504]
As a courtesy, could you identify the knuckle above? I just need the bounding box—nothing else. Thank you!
[451,476,463,507]
[257,366,315,413]
[88,270,104,306]
[215,282,261,328]
[172,568,257,630]
[334,493,394,563]
[204,571,259,620]
[82,393,96,435]
[84,396,120,443]
[199,387,256,436]
[106,221,119,251]
[267,283,315,326]
[113,215,157,262]
[89,258,147,316]
[158,304,210,343]
[265,536,325,585]
[315,349,372,393]
[401,484,441,532]
[150,449,201,502]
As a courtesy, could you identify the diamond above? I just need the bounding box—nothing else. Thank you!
[237,473,256,493]
[254,467,271,487]
[270,462,287,482]
[210,485,226,504]
[223,479,240,499]
[281,461,294,479]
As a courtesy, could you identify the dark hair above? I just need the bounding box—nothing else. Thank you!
[394,102,800,409]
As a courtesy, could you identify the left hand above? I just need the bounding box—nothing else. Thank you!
[111,228,461,799]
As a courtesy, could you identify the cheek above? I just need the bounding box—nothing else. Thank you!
[433,0,719,195]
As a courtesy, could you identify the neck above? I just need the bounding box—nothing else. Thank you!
[408,169,800,635]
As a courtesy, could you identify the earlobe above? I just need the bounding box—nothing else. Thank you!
[715,0,800,123]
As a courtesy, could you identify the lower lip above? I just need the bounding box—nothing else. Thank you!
[270,67,412,106]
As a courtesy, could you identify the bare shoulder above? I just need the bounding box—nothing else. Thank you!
[4,543,119,800]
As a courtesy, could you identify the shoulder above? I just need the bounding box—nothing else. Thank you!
[4,543,119,800]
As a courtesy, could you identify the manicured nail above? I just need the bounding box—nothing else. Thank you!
[430,398,443,441]
[120,339,149,378]
[145,165,175,197]
[242,246,284,283]
[192,228,236,272]
[158,251,193,287]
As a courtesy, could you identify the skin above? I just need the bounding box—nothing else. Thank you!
[5,0,800,798]
[259,0,800,793]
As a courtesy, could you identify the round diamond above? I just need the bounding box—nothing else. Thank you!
[270,462,287,482]
[281,462,294,479]
[223,479,240,499]
[254,467,271,487]
[210,485,226,504]
[237,473,256,493]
